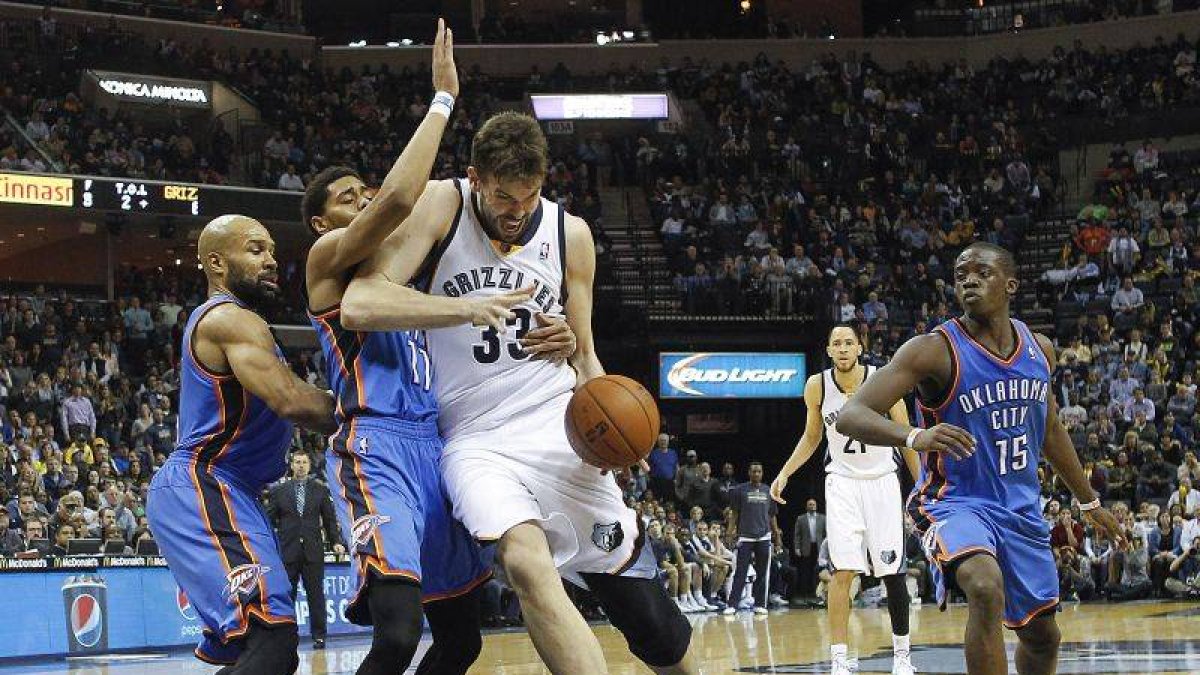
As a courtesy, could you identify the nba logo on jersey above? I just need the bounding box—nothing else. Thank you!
[540,242,551,260]
[358,436,369,454]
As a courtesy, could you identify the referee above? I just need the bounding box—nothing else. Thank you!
[723,461,781,615]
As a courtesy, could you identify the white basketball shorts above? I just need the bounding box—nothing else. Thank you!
[825,471,905,577]
[439,391,650,587]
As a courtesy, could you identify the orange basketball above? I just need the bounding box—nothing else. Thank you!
[566,374,661,470]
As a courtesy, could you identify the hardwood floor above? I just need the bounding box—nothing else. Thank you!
[4,601,1199,674]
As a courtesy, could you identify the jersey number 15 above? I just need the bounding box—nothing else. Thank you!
[996,434,1028,475]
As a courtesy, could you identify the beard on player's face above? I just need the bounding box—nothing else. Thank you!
[472,172,543,243]
[226,259,279,309]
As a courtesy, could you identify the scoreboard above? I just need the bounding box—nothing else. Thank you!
[0,172,300,222]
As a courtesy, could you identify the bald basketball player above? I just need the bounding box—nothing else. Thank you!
[147,215,336,673]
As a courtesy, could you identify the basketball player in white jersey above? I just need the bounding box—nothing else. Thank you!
[340,111,695,675]
[770,324,920,675]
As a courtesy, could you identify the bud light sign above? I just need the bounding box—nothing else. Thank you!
[659,352,806,399]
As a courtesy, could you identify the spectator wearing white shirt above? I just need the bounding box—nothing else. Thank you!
[785,244,816,281]
[835,292,856,322]
[1108,367,1140,406]
[18,150,47,173]
[24,112,50,142]
[1111,277,1144,329]
[1108,229,1140,275]
[1133,141,1159,174]
[744,222,772,257]
[1123,388,1156,423]
[1167,478,1200,516]
[278,165,305,191]
[1163,191,1189,219]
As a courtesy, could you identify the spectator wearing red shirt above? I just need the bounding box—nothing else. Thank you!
[1050,511,1086,554]
[1075,220,1112,258]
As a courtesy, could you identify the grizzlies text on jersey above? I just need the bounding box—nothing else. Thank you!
[423,178,577,441]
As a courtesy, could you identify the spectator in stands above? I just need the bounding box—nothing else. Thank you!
[647,434,679,502]
[1106,531,1153,601]
[1111,278,1145,330]
[1051,509,1086,554]
[0,505,24,555]
[1150,511,1180,596]
[1165,536,1200,598]
[59,384,95,443]
[278,164,305,191]
[48,523,74,557]
[1138,450,1177,504]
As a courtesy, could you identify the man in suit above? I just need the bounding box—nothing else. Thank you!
[793,498,826,599]
[267,451,344,648]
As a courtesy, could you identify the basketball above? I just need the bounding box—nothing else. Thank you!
[566,375,661,470]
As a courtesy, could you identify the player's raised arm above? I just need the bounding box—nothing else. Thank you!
[770,375,825,504]
[1033,333,1123,543]
[836,333,976,459]
[562,214,604,386]
[305,19,458,277]
[340,182,531,332]
[198,304,335,434]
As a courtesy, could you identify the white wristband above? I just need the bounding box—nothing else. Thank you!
[905,427,922,449]
[1079,498,1101,512]
[429,90,455,119]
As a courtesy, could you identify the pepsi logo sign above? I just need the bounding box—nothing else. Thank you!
[176,587,197,620]
[70,594,104,648]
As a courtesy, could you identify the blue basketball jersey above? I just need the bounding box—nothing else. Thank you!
[308,307,437,427]
[914,317,1050,523]
[173,294,294,490]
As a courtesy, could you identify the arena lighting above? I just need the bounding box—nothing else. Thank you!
[531,93,669,120]
[740,0,751,13]
[348,40,367,47]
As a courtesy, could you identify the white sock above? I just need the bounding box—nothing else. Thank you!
[893,634,910,654]
[831,644,848,662]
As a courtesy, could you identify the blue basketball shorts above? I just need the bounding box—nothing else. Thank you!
[916,499,1059,629]
[326,417,490,625]
[147,459,294,665]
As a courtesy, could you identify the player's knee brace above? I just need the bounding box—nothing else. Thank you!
[583,572,693,668]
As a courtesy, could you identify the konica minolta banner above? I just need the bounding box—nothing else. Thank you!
[659,352,806,399]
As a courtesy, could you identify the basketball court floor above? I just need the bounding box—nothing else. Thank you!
[3,601,1198,674]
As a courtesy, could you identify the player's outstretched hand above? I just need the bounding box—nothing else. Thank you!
[769,473,789,505]
[469,286,533,333]
[911,423,976,460]
[520,313,576,362]
[431,17,458,98]
[1083,505,1125,548]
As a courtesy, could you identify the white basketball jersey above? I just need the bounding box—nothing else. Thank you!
[820,365,899,479]
[424,179,577,441]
